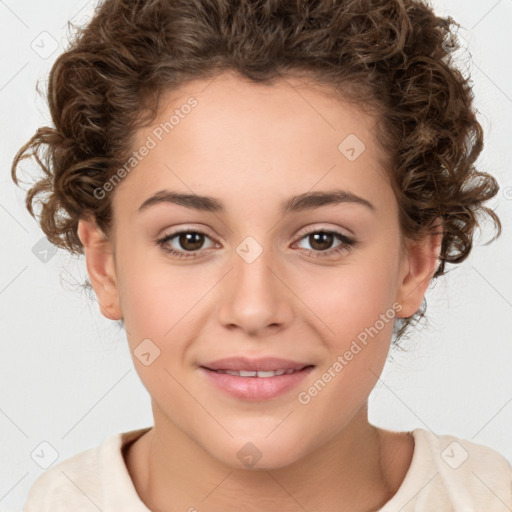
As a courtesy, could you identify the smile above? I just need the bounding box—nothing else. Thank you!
[200,364,315,401]
[210,368,305,377]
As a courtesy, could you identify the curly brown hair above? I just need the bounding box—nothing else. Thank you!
[11,0,501,343]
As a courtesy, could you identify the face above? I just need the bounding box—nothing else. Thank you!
[79,71,439,469]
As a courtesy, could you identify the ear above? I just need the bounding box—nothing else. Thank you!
[77,217,122,321]
[395,219,443,318]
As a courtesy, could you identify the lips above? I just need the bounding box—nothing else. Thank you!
[201,356,312,372]
[199,357,315,400]
[211,368,303,378]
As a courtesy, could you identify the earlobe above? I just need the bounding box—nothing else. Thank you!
[77,217,123,321]
[395,220,443,318]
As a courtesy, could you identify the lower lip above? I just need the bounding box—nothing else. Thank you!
[199,366,314,401]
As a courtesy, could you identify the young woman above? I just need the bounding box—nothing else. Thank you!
[12,0,511,510]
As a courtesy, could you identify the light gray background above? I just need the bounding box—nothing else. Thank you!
[1,0,511,510]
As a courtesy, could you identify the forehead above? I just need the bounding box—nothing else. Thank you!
[113,71,393,219]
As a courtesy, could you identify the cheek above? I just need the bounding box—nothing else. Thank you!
[309,248,400,344]
[115,248,207,348]
[115,255,207,398]
[296,256,399,426]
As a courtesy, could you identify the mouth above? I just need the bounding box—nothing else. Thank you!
[202,366,311,378]
[200,356,313,372]
[199,357,315,401]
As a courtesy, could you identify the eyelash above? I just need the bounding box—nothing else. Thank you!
[156,228,358,260]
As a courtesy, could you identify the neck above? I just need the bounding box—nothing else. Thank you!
[125,403,406,512]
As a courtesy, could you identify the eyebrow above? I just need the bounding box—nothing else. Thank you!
[137,189,376,215]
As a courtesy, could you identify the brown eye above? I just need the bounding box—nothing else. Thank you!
[307,232,335,251]
[157,230,217,258]
[177,232,205,251]
[296,229,357,258]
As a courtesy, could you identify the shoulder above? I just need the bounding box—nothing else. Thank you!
[23,427,152,512]
[23,438,109,512]
[418,428,512,474]
[414,429,512,508]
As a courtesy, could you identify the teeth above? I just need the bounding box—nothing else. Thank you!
[256,371,277,378]
[214,368,302,377]
[239,370,257,377]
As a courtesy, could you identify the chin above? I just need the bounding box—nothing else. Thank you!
[209,434,308,471]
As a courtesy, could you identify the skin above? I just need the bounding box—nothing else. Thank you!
[78,71,441,511]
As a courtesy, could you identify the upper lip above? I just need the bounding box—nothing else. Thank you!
[201,357,313,372]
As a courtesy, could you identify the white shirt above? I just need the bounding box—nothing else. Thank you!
[23,427,512,511]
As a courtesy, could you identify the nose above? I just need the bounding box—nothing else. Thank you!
[216,238,293,337]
